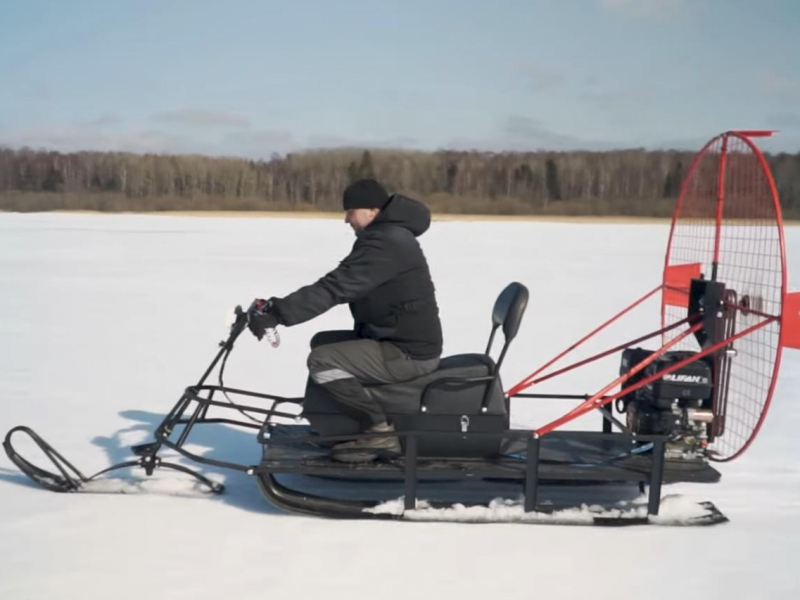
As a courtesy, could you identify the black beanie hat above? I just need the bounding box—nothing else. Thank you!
[342,179,389,210]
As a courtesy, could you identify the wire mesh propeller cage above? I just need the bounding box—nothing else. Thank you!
[661,130,788,461]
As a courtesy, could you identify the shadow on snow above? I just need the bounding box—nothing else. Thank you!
[1,408,648,517]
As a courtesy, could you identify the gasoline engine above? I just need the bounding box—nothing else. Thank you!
[618,348,716,459]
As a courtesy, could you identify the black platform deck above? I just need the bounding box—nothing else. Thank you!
[258,424,720,485]
[252,425,726,524]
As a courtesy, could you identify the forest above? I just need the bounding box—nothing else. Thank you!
[1,146,799,217]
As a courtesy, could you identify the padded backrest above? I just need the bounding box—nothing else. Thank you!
[491,282,529,343]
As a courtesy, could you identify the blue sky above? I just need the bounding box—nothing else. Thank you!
[1,0,799,157]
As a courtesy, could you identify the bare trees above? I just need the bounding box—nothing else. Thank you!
[0,146,798,216]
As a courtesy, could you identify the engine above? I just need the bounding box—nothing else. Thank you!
[618,348,715,459]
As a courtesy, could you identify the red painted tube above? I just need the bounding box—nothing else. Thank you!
[534,317,775,436]
[535,322,703,436]
[711,131,788,461]
[661,134,721,337]
[731,130,776,138]
[515,317,690,391]
[506,284,663,397]
[712,136,728,269]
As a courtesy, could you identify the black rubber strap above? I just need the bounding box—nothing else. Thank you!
[3,426,87,492]
[4,426,224,494]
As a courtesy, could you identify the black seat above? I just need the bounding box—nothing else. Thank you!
[302,282,529,456]
[366,353,495,413]
[369,282,528,411]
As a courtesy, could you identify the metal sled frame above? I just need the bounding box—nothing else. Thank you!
[7,130,797,526]
[137,245,784,524]
[124,295,727,525]
[151,389,715,525]
[510,283,778,440]
[3,258,744,525]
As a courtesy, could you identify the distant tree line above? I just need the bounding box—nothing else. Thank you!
[1,146,799,217]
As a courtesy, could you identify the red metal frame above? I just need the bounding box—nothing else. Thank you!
[722,299,779,321]
[534,317,775,437]
[517,318,690,390]
[506,284,663,397]
[534,322,703,436]
[714,131,788,461]
[657,129,788,461]
[713,136,728,270]
[731,130,776,138]
[661,135,720,332]
[504,130,792,462]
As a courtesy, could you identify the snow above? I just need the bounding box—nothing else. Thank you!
[365,494,714,525]
[79,476,221,496]
[1,212,800,599]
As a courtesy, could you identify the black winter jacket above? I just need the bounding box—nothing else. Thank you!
[271,195,443,360]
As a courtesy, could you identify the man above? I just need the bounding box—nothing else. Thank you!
[248,179,443,463]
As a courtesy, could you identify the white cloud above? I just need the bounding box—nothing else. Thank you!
[0,122,422,158]
[759,71,800,105]
[447,116,610,152]
[20,83,52,102]
[0,125,197,155]
[305,134,420,150]
[151,109,252,128]
[83,114,124,127]
[221,129,296,156]
[517,61,565,93]
[599,0,691,19]
[767,112,800,129]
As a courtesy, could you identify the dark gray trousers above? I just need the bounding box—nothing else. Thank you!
[307,330,440,428]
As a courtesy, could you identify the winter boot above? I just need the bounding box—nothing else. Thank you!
[332,421,401,463]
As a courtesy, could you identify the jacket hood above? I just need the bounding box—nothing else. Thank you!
[370,194,431,237]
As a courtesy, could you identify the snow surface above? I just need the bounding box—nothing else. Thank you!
[365,494,714,525]
[1,213,800,600]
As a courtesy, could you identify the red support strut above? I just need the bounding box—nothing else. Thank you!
[507,284,663,397]
[534,317,776,437]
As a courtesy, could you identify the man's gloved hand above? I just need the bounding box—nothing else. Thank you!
[247,298,280,341]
